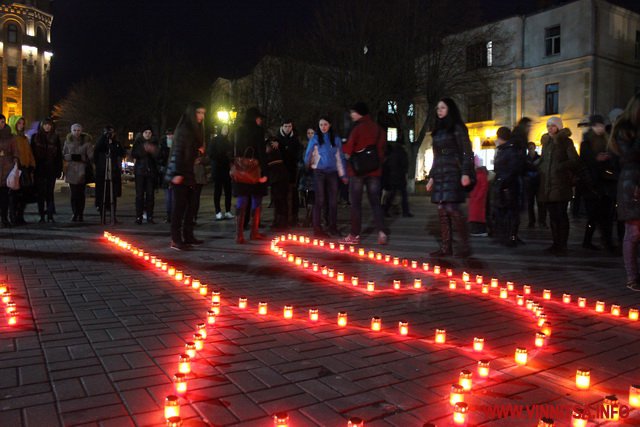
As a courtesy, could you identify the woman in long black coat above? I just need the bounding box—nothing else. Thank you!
[426,98,475,257]
[30,118,62,223]
[93,126,125,224]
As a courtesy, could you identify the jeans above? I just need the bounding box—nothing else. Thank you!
[171,184,196,243]
[236,195,262,211]
[348,175,385,236]
[623,219,640,281]
[214,173,232,213]
[313,170,338,233]
[165,187,173,217]
[135,174,155,219]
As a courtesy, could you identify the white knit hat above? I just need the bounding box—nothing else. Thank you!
[546,116,563,130]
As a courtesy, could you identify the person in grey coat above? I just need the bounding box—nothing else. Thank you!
[63,123,93,222]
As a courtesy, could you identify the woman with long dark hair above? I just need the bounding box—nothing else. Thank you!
[165,101,206,250]
[609,93,640,291]
[303,116,346,237]
[31,118,62,223]
[426,98,474,257]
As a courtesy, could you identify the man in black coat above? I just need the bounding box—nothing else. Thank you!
[131,126,160,224]
[275,119,302,227]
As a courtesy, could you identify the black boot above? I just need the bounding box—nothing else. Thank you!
[451,209,472,257]
[235,208,246,244]
[430,209,453,256]
[250,207,267,240]
[582,223,600,250]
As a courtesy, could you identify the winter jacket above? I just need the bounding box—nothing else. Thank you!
[165,125,200,187]
[30,123,62,179]
[94,134,125,197]
[266,143,289,185]
[63,133,93,185]
[304,132,346,177]
[343,115,386,177]
[429,125,474,203]
[8,116,35,169]
[232,119,267,197]
[579,129,617,198]
[537,129,579,203]
[614,132,640,221]
[468,166,489,223]
[206,134,232,179]
[131,136,160,178]
[276,129,302,184]
[0,125,17,187]
[493,139,525,208]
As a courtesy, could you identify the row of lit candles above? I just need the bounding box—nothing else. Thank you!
[275,234,640,424]
[1,283,18,326]
[104,232,372,427]
[276,235,639,323]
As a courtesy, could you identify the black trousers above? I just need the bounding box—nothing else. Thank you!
[584,195,614,247]
[69,184,86,217]
[214,173,232,213]
[171,184,196,243]
[271,180,289,227]
[193,184,203,220]
[135,174,155,219]
[0,187,9,220]
[36,176,56,217]
[547,201,569,249]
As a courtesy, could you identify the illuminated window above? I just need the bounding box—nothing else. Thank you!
[486,41,493,66]
[407,103,414,117]
[409,129,415,142]
[7,24,18,44]
[545,83,559,115]
[387,127,398,141]
[7,67,18,87]
[387,101,397,114]
[545,26,561,56]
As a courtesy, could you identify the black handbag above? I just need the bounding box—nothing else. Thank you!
[350,145,380,175]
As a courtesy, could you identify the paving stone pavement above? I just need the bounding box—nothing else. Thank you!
[1,182,639,427]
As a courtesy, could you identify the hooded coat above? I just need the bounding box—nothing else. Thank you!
[63,132,93,185]
[537,128,579,203]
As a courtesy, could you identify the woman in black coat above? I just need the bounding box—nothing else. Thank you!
[609,93,640,292]
[165,101,206,250]
[93,126,125,224]
[232,107,268,244]
[426,98,474,257]
[131,127,159,224]
[30,118,62,223]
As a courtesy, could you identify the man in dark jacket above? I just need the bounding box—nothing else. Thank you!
[275,119,302,227]
[207,125,234,220]
[132,126,159,224]
[341,102,387,245]
[382,141,413,218]
[94,125,126,224]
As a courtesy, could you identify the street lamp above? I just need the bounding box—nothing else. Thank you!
[216,107,237,125]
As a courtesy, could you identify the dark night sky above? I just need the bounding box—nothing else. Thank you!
[49,0,640,104]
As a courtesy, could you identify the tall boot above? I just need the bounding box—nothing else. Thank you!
[235,208,246,244]
[250,207,267,240]
[582,222,599,250]
[430,209,453,256]
[451,209,472,257]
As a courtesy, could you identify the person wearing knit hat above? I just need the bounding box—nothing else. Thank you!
[537,114,579,255]
[350,102,369,117]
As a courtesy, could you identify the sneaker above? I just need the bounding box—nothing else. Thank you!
[378,231,388,245]
[170,241,189,251]
[224,211,235,219]
[626,281,640,292]
[215,212,224,221]
[340,234,360,245]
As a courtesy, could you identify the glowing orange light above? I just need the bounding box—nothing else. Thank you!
[5,302,16,314]
[462,272,469,282]
[515,347,527,365]
[2,291,11,304]
[393,257,400,265]
[359,248,365,256]
[295,257,302,266]
[538,417,554,427]
[453,402,468,425]
[329,242,335,250]
[516,295,524,306]
[339,244,345,251]
[155,259,162,268]
[523,285,531,294]
[178,354,191,374]
[433,266,441,275]
[287,254,294,263]
[450,384,465,405]
[578,297,586,308]
[183,275,191,286]
[435,329,446,344]
[603,395,620,421]
[7,310,18,325]
[541,322,552,337]
[211,292,220,303]
[611,305,620,316]
[368,251,375,259]
[393,280,401,290]
[537,314,546,327]
[303,259,309,268]
[507,281,514,291]
[238,297,247,309]
[283,305,293,319]
[490,278,498,288]
[337,312,347,327]
[199,284,208,296]
[481,284,489,294]
[414,278,422,289]
[337,272,344,282]
[321,266,328,276]
[542,289,550,300]
[476,275,483,284]
[449,280,457,290]
[309,309,319,322]
[191,279,201,290]
[385,254,391,263]
[168,266,176,276]
[258,302,268,315]
[207,310,216,325]
[351,276,359,286]
[349,246,356,253]
[571,408,588,427]
[535,332,546,348]
[312,263,319,272]
[446,268,453,277]
[371,317,381,331]
[411,260,418,269]
[347,417,364,427]
[576,369,590,390]
[477,360,490,377]
[376,253,383,260]
[367,281,375,292]
[464,282,472,291]
[563,293,571,304]
[473,337,484,352]
[423,262,429,271]
[499,287,508,299]
[526,299,534,310]
[164,395,180,420]
[595,301,605,313]
[193,333,203,351]
[398,321,408,336]
[630,384,640,408]
[196,323,207,339]
[211,302,220,315]
[174,373,187,395]
[630,308,639,321]
[185,342,196,358]
[459,369,472,391]
[175,271,183,281]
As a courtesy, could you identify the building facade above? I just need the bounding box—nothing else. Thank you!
[416,0,640,176]
[0,0,52,121]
